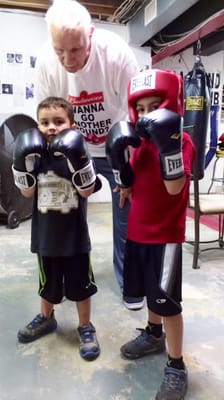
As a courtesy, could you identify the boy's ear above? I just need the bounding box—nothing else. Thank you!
[71,123,77,129]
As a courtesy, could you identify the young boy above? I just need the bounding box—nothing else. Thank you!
[106,69,195,399]
[12,96,100,361]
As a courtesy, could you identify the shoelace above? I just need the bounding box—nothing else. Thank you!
[163,370,184,391]
[28,314,46,328]
[79,326,95,343]
[82,331,94,343]
[131,328,148,342]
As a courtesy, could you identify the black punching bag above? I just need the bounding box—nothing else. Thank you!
[183,50,211,179]
[0,114,37,228]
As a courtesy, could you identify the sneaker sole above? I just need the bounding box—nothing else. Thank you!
[156,393,186,400]
[155,385,187,400]
[80,349,101,361]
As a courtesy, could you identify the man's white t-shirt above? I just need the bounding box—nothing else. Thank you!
[35,28,139,157]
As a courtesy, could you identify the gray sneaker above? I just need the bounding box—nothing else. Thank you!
[77,322,100,361]
[156,366,188,400]
[120,328,166,359]
[17,312,57,343]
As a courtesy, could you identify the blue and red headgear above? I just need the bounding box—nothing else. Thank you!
[128,69,184,124]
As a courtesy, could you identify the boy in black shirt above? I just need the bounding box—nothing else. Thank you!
[12,96,100,361]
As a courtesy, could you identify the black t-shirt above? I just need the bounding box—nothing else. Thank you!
[31,155,91,257]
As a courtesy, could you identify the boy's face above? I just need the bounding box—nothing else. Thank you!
[136,96,162,117]
[38,106,73,142]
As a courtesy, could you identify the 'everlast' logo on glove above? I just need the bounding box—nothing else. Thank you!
[164,153,183,178]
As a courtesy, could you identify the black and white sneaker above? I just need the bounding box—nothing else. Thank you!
[123,296,145,311]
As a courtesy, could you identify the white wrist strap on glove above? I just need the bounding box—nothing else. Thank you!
[12,166,36,190]
[71,160,96,191]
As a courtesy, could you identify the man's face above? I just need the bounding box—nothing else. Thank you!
[51,25,91,73]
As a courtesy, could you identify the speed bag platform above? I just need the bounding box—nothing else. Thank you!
[0,114,37,228]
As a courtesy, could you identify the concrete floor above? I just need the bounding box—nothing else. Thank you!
[0,202,224,400]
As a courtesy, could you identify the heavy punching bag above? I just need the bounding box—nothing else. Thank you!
[0,114,37,228]
[183,44,211,179]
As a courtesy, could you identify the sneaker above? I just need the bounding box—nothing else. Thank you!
[120,328,166,359]
[123,296,145,311]
[77,322,100,361]
[156,366,188,400]
[17,312,57,343]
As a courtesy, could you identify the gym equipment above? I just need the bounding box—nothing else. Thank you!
[183,41,211,179]
[0,114,37,228]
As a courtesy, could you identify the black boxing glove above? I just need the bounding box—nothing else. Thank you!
[50,128,96,191]
[136,108,184,180]
[106,121,141,187]
[12,127,47,190]
[93,176,102,193]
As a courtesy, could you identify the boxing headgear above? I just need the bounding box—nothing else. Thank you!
[128,69,184,124]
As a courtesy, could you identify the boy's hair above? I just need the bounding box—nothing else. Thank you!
[45,0,92,34]
[37,96,74,124]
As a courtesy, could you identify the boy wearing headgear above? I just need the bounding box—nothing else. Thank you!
[106,69,195,399]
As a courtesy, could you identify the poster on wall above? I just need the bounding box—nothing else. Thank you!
[0,49,36,119]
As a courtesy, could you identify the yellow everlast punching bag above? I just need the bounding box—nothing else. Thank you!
[183,41,211,179]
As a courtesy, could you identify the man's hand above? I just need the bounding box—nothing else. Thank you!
[113,185,132,208]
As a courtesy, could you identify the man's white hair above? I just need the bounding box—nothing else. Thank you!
[45,0,92,32]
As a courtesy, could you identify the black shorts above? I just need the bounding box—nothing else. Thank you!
[38,253,97,304]
[123,241,182,316]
